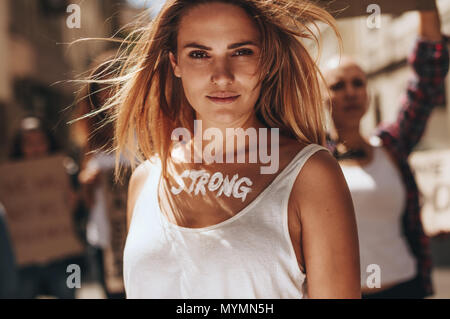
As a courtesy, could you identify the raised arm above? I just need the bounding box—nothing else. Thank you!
[378,5,449,155]
[419,9,442,42]
[295,150,360,298]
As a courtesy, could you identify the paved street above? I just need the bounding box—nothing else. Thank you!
[74,267,450,299]
[430,268,450,298]
[76,282,106,299]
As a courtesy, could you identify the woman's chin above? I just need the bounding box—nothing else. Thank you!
[200,113,246,128]
[334,116,365,129]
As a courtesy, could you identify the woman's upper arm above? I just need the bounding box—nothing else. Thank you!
[126,162,151,231]
[295,150,361,299]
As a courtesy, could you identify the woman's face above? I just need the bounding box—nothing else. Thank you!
[323,58,369,129]
[169,2,262,126]
[22,129,50,159]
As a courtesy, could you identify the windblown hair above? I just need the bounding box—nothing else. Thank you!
[81,0,340,180]
[72,51,119,155]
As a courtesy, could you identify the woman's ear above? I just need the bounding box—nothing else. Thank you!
[169,52,181,78]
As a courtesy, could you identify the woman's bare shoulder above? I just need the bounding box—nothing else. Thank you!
[290,146,351,218]
[296,148,346,194]
[129,160,154,187]
[126,159,156,228]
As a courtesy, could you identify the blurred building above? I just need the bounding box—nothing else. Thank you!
[0,0,146,161]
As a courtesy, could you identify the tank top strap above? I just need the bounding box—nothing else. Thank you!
[275,143,330,184]
[131,158,162,220]
[242,143,329,212]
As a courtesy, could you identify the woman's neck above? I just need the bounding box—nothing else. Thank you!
[334,126,369,150]
[193,114,266,156]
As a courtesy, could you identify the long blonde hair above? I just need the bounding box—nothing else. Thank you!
[83,0,340,180]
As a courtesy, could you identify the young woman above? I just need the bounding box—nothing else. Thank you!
[323,4,449,298]
[10,116,80,299]
[90,0,361,299]
[73,52,127,299]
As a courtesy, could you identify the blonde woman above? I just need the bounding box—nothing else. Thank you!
[323,4,449,298]
[89,0,360,298]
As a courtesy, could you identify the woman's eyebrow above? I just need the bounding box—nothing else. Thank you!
[183,41,259,50]
[183,43,212,50]
[228,41,259,49]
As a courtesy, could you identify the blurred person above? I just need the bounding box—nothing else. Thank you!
[72,52,127,299]
[0,202,19,298]
[323,3,449,299]
[85,0,362,299]
[10,116,81,299]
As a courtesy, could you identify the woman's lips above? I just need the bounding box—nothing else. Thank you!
[344,104,362,112]
[206,95,240,104]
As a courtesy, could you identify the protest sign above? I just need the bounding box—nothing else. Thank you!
[0,155,84,266]
[410,149,450,236]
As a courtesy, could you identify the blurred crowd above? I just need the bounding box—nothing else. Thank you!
[0,51,128,299]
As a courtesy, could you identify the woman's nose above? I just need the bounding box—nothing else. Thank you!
[211,59,234,86]
[344,83,357,98]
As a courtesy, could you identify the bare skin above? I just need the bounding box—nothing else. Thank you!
[322,5,442,294]
[127,2,360,298]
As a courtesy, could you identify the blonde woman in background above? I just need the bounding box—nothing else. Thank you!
[323,3,449,298]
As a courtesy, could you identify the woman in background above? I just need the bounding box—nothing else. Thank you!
[73,52,127,299]
[10,116,80,299]
[323,3,449,298]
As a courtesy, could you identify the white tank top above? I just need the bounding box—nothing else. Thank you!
[123,144,328,299]
[85,152,115,249]
[340,145,417,288]
[86,152,129,248]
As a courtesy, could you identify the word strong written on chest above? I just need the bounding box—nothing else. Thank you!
[171,170,253,202]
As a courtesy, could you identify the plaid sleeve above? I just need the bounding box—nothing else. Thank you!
[378,38,449,155]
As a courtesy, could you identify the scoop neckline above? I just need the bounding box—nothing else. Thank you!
[154,144,320,233]
[339,145,382,170]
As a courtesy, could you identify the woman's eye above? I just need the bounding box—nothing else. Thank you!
[189,51,209,59]
[233,49,254,57]
[330,81,345,91]
[352,78,365,88]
